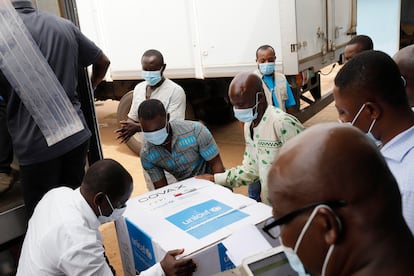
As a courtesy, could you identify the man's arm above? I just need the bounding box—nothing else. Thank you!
[153,177,168,190]
[91,53,110,89]
[207,154,225,174]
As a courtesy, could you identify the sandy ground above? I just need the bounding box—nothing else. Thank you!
[98,66,340,275]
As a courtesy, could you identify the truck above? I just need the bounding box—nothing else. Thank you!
[10,0,414,273]
[74,0,356,155]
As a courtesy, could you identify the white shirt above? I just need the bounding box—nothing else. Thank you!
[128,79,186,122]
[17,187,165,276]
[381,125,414,233]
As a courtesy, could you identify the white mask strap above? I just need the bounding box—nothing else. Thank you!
[321,244,335,276]
[294,204,332,252]
[351,103,366,125]
[367,118,376,133]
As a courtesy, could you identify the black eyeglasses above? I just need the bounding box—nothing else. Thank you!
[263,200,347,239]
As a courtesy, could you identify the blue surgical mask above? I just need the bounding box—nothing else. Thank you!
[143,120,169,145]
[280,205,336,276]
[259,62,275,75]
[233,93,261,123]
[142,70,162,86]
[98,195,126,224]
[340,104,382,147]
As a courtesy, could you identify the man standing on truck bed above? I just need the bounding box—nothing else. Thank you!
[116,49,186,144]
[0,0,110,217]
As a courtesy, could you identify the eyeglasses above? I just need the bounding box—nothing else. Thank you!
[263,200,347,239]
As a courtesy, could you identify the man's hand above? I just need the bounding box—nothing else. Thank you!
[195,174,214,182]
[115,120,141,143]
[160,249,197,276]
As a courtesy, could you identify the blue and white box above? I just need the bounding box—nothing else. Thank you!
[115,178,272,276]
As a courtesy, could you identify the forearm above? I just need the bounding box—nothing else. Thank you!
[214,165,259,187]
[91,53,110,89]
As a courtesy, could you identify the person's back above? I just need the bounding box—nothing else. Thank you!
[266,123,414,275]
[7,1,96,163]
[1,0,110,216]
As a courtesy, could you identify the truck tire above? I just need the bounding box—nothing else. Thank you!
[116,90,143,156]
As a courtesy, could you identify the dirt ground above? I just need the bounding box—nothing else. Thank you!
[97,66,340,275]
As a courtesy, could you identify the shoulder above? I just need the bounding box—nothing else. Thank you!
[162,79,185,92]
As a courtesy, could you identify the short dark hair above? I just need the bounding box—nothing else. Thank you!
[142,49,164,64]
[138,99,166,120]
[256,45,275,59]
[347,35,373,51]
[83,159,132,198]
[335,50,408,106]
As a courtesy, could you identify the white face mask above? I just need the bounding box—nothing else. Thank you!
[98,194,126,224]
[143,118,169,145]
[280,205,337,276]
[340,103,382,147]
[233,92,261,123]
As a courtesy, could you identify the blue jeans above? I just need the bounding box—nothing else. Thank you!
[248,180,262,202]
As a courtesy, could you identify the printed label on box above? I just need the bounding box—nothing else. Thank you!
[166,199,248,239]
[126,219,156,272]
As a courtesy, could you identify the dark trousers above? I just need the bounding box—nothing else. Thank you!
[0,100,13,174]
[20,141,89,217]
[248,180,262,202]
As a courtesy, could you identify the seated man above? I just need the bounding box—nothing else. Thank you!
[116,49,186,144]
[139,99,225,189]
[334,50,414,233]
[17,159,196,275]
[197,72,304,204]
[265,123,414,275]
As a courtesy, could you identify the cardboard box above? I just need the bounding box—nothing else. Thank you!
[116,178,272,276]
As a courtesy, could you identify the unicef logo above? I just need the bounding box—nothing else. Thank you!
[210,206,222,212]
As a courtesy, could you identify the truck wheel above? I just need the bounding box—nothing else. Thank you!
[117,90,142,156]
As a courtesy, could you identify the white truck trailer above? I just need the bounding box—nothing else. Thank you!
[74,0,356,154]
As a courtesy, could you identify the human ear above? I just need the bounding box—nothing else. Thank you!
[160,64,166,74]
[365,101,381,120]
[317,208,342,245]
[93,192,106,207]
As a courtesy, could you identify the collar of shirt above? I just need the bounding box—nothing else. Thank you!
[73,188,101,230]
[12,0,35,11]
[381,125,414,162]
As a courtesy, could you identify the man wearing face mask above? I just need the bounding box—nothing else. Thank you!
[16,159,197,275]
[265,123,414,276]
[116,49,186,144]
[254,45,297,114]
[334,50,414,233]
[197,72,304,204]
[139,99,225,189]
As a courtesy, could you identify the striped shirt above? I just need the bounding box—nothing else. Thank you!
[141,120,219,183]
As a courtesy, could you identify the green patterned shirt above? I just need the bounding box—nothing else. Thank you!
[214,106,304,204]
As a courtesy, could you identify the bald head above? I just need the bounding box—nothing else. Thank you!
[268,122,413,276]
[268,123,400,223]
[228,72,265,106]
[394,45,414,107]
